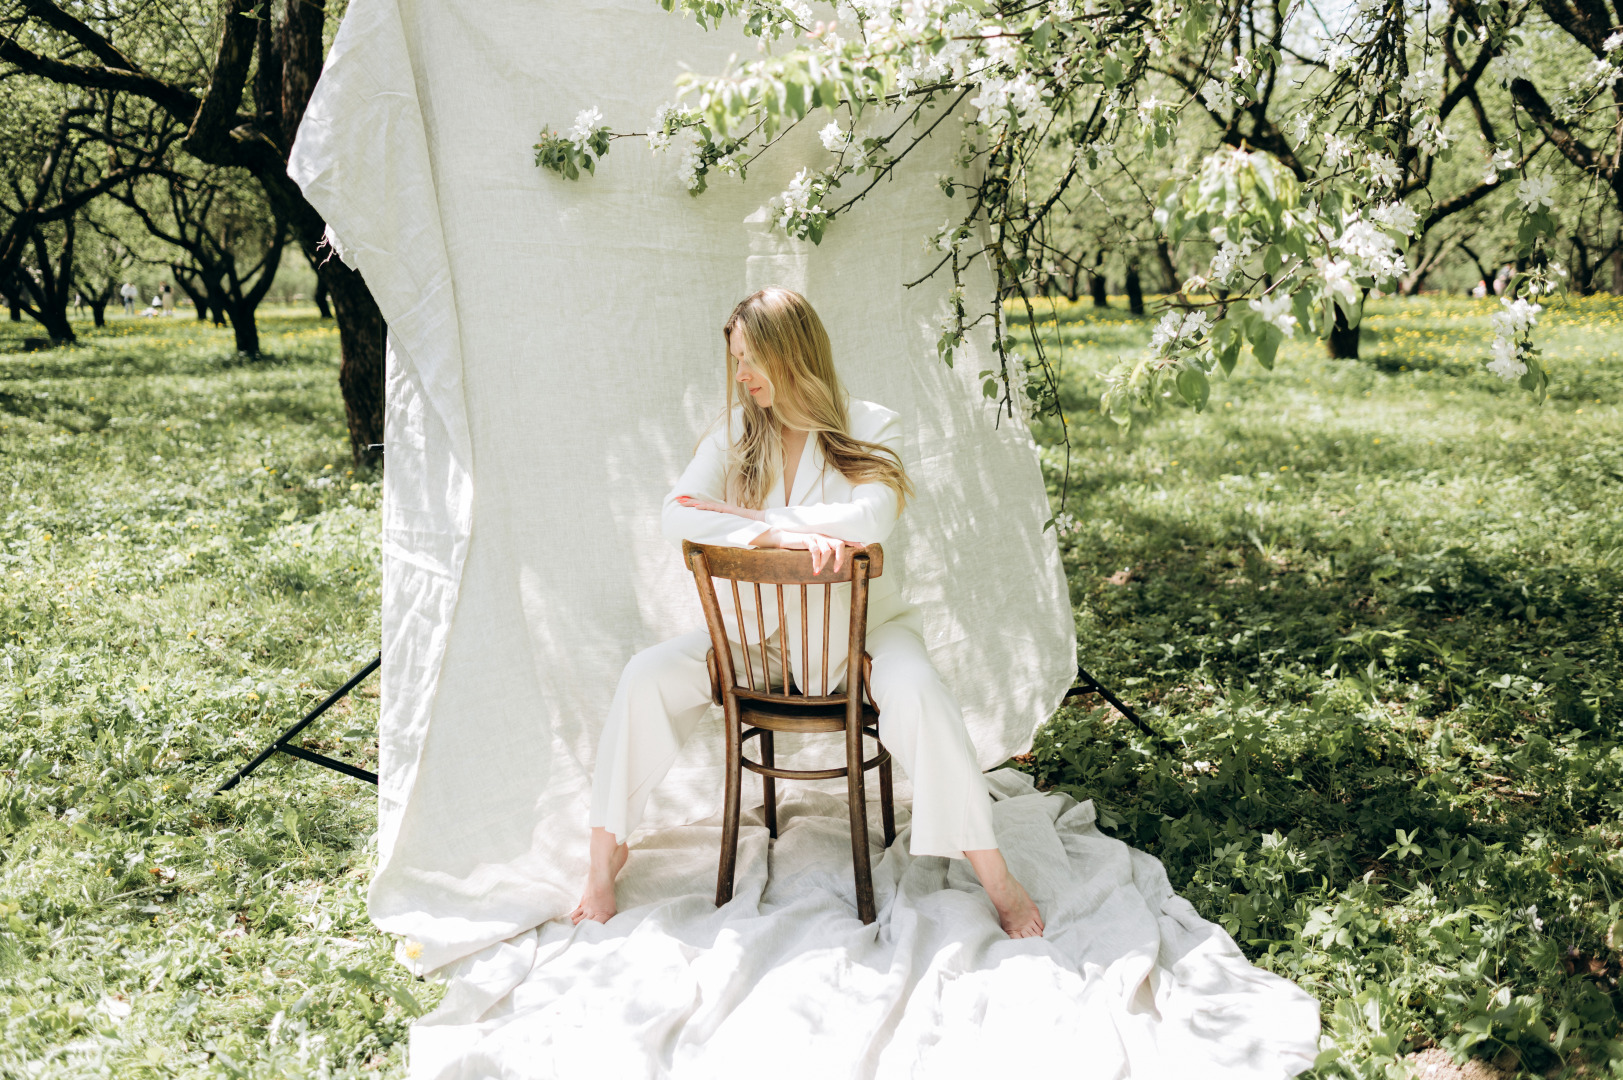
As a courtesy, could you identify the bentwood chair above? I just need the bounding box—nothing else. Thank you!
[682,540,897,924]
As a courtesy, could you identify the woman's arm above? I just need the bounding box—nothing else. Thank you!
[661,426,772,548]
[758,410,903,545]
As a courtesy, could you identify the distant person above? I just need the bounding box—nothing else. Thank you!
[160,283,175,316]
[1492,265,1511,296]
[120,282,138,315]
[1472,279,1488,299]
[72,292,83,317]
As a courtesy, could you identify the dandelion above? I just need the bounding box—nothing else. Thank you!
[404,941,424,960]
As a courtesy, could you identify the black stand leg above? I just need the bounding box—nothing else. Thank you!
[215,654,382,793]
[1062,663,1166,744]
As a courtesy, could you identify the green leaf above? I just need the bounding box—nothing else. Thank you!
[1251,324,1283,370]
[1175,365,1210,410]
[983,378,999,398]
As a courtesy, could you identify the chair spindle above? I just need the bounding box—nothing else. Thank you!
[730,580,753,691]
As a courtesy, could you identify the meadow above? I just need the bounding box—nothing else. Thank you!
[0,297,1619,1078]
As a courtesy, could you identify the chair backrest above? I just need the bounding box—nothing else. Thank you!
[682,541,884,704]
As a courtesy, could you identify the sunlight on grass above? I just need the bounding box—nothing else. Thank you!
[2,300,1620,1077]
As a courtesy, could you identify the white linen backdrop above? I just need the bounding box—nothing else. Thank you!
[288,1,1320,1075]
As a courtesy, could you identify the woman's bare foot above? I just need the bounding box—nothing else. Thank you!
[964,848,1044,938]
[569,827,629,925]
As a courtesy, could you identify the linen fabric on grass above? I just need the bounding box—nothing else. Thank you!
[288,0,1319,1075]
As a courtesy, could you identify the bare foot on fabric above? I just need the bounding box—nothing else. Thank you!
[964,848,1044,938]
[569,827,629,925]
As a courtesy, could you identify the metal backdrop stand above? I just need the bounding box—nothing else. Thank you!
[217,656,1150,795]
[216,654,382,793]
[1061,663,1166,745]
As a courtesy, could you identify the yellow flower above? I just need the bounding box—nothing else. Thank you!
[404,941,424,960]
[246,692,259,701]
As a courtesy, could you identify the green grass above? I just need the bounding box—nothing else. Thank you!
[0,310,419,1079]
[2,297,1621,1078]
[1015,294,1623,1078]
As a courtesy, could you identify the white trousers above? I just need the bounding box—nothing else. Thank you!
[589,613,998,859]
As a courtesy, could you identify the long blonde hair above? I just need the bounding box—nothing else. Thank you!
[719,286,913,513]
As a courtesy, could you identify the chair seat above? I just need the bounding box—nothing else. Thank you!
[738,698,880,734]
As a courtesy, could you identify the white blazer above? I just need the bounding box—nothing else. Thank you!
[662,398,910,694]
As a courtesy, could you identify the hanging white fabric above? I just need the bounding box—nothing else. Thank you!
[288,2,1318,1076]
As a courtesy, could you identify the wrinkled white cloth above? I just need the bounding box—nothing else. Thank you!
[288,0,1074,974]
[414,772,1319,1079]
[287,0,1319,1073]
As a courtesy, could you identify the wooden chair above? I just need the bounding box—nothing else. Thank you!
[682,540,897,924]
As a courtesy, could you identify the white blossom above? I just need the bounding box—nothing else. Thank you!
[1316,256,1360,306]
[1150,309,1210,349]
[1486,335,1526,380]
[1491,296,1543,336]
[1516,173,1557,211]
[568,106,603,150]
[1290,111,1316,144]
[1608,31,1623,53]
[1370,200,1418,235]
[1367,153,1402,188]
[1400,68,1440,102]
[819,121,850,151]
[1209,239,1255,282]
[1248,292,1297,337]
[1322,134,1355,166]
[677,133,704,192]
[1487,52,1533,85]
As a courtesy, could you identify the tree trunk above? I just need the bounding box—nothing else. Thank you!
[1611,246,1623,295]
[1125,261,1144,315]
[1089,271,1108,308]
[1326,305,1360,359]
[230,300,261,355]
[313,276,331,318]
[89,297,108,327]
[6,291,19,321]
[173,271,213,322]
[1157,239,1180,292]
[324,260,386,469]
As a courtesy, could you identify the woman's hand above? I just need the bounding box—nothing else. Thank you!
[758,528,865,575]
[674,494,764,521]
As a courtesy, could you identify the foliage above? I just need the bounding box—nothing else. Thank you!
[0,310,423,1079]
[528,0,1590,441]
[1017,293,1623,1078]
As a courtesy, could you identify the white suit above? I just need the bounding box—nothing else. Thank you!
[589,399,997,859]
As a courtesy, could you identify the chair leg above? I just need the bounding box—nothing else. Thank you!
[847,721,876,924]
[716,702,743,908]
[878,747,895,848]
[761,730,778,839]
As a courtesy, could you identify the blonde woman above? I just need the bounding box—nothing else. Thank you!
[572,286,1043,939]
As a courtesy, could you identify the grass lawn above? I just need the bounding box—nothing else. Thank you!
[1,297,1620,1078]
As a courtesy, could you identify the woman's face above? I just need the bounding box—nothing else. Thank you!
[729,323,774,409]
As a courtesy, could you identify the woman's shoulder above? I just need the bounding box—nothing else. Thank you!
[846,397,900,435]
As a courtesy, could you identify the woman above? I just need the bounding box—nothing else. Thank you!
[572,286,1043,939]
